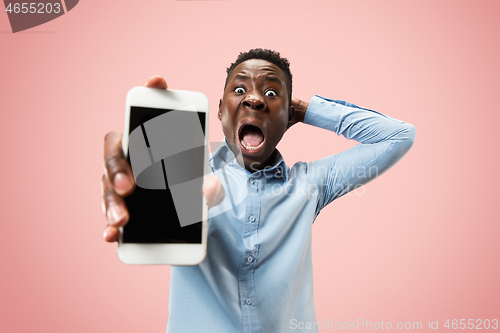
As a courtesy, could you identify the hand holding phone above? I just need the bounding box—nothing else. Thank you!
[101,76,225,263]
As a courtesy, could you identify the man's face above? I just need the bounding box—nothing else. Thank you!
[218,59,292,171]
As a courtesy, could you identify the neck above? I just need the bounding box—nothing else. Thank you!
[243,150,278,173]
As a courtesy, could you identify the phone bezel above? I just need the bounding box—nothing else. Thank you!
[117,86,209,265]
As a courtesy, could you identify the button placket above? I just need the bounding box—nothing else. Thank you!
[238,174,261,331]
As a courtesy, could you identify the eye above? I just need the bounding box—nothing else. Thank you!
[234,87,246,94]
[265,90,277,97]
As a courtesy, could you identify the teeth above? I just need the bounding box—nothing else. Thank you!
[240,139,264,151]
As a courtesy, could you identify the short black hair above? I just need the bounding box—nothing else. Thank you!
[225,48,293,101]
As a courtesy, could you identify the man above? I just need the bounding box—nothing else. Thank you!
[101,49,416,332]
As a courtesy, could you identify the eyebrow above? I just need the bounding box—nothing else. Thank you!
[234,74,283,86]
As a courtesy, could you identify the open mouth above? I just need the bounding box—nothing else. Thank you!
[238,124,265,153]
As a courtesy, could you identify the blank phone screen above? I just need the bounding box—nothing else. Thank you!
[123,106,206,243]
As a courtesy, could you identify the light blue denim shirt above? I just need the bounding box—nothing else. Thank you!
[166,95,416,333]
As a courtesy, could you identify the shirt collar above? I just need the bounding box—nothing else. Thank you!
[209,138,288,182]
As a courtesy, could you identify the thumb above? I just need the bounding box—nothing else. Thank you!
[144,75,168,89]
[203,175,225,209]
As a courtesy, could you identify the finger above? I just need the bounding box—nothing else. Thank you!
[203,175,225,209]
[144,75,168,89]
[291,97,301,109]
[103,225,119,242]
[103,132,136,196]
[102,175,129,228]
[290,97,307,123]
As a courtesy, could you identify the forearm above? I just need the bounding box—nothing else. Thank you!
[305,95,416,207]
[304,95,416,146]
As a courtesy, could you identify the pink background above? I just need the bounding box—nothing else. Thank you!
[1,0,499,332]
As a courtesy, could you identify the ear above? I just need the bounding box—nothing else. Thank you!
[286,104,295,129]
[218,98,223,120]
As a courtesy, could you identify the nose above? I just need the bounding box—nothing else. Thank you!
[242,93,266,111]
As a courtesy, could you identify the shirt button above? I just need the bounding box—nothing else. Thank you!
[249,179,254,185]
[247,256,254,263]
[249,215,256,222]
[246,298,252,305]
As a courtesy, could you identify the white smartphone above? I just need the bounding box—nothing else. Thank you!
[117,86,209,265]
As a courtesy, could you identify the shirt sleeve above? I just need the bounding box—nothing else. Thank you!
[303,95,416,216]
